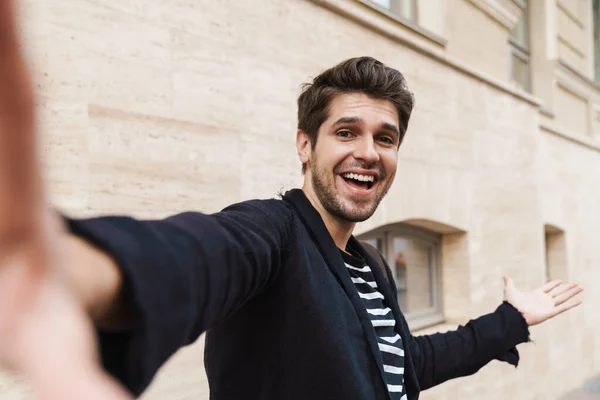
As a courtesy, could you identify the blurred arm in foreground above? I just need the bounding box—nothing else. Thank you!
[0,1,130,398]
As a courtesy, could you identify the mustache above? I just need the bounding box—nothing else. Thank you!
[334,161,386,180]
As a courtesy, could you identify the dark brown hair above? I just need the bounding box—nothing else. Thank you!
[297,56,414,173]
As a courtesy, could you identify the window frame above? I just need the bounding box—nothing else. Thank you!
[544,225,568,282]
[363,0,418,23]
[593,0,600,82]
[509,0,531,92]
[359,223,444,330]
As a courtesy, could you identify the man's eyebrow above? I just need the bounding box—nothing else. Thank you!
[380,122,400,138]
[331,116,362,127]
[331,117,400,139]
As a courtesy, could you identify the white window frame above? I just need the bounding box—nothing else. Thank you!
[359,224,444,330]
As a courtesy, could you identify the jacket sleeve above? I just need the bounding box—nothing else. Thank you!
[63,199,294,396]
[405,301,531,390]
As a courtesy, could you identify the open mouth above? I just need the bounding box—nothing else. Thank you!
[341,172,376,190]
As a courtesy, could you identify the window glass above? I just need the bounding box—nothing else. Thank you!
[370,0,391,8]
[509,1,531,92]
[392,236,434,313]
[510,3,529,49]
[366,0,416,22]
[358,223,442,329]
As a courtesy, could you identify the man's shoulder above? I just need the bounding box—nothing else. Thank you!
[220,195,295,222]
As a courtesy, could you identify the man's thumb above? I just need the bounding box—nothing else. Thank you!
[503,276,516,295]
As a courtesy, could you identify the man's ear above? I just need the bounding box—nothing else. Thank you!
[296,129,311,164]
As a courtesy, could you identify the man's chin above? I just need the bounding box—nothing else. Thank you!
[333,201,377,223]
[340,213,372,223]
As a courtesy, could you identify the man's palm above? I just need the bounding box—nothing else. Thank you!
[503,276,583,326]
[0,1,130,398]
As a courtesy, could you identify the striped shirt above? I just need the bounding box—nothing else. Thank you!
[341,247,407,400]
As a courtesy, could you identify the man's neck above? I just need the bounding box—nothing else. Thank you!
[301,186,355,251]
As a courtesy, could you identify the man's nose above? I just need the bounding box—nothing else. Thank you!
[353,136,380,163]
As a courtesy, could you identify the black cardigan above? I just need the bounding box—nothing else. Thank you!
[66,189,530,399]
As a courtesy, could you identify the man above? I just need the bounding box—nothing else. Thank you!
[0,1,583,399]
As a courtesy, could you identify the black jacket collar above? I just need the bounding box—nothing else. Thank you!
[282,188,420,398]
[283,189,417,393]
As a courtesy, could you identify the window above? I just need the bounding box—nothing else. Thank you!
[365,0,417,22]
[509,0,531,92]
[544,225,568,282]
[359,224,443,330]
[594,0,600,82]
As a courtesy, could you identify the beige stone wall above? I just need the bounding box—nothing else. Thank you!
[444,0,512,82]
[2,0,598,399]
[555,83,590,135]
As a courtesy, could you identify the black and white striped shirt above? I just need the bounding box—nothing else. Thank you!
[341,247,407,400]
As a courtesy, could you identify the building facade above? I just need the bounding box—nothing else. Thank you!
[1,0,598,399]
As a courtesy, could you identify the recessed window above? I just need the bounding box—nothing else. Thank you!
[509,0,531,92]
[359,224,443,330]
[365,0,417,22]
[593,0,600,82]
[544,225,568,282]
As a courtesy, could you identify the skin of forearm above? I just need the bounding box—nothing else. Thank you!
[60,235,132,331]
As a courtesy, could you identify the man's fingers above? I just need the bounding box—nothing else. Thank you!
[0,0,35,133]
[0,0,20,54]
[553,285,584,306]
[0,0,41,239]
[551,298,583,319]
[541,279,562,293]
[549,282,578,298]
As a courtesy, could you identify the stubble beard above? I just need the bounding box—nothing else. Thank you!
[311,158,391,223]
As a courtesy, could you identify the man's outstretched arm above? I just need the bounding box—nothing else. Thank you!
[406,277,583,390]
[0,2,293,398]
[60,234,131,331]
[0,1,131,398]
[61,201,294,396]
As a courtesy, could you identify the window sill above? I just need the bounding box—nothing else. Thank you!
[540,122,600,153]
[557,59,600,94]
[465,0,522,30]
[410,320,457,336]
[539,106,555,118]
[405,311,445,332]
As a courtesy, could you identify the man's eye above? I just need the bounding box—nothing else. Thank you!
[378,136,394,145]
[336,130,353,138]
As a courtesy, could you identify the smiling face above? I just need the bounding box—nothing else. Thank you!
[297,92,400,223]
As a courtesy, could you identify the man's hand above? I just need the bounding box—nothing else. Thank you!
[0,1,130,398]
[503,276,583,326]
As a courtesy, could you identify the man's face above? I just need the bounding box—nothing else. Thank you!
[298,93,400,223]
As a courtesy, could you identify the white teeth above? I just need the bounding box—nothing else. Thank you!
[342,173,375,182]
